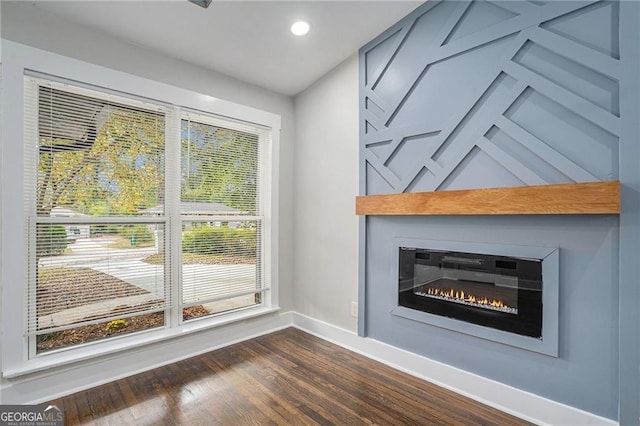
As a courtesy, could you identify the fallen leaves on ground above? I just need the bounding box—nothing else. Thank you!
[37,304,210,353]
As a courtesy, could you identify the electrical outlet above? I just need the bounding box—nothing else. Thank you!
[350,301,358,318]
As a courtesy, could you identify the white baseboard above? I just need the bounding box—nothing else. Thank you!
[1,310,294,405]
[291,312,617,426]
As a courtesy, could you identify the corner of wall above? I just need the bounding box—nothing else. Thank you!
[617,1,640,423]
[292,54,360,333]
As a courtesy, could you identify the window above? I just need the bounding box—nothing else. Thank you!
[24,76,272,356]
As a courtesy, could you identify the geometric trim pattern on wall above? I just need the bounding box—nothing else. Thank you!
[360,0,620,195]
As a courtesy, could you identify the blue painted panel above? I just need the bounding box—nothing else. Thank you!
[361,0,620,194]
[437,146,524,190]
[504,88,618,180]
[541,1,619,59]
[358,0,637,421]
[365,215,619,418]
[391,34,517,131]
[512,40,619,115]
[444,1,517,44]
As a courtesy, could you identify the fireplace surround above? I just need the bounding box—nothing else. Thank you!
[398,247,543,338]
[391,239,559,356]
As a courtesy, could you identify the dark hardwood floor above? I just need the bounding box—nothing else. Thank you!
[50,327,532,425]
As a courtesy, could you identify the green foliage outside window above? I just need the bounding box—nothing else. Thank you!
[181,121,258,214]
[37,105,165,217]
[36,225,68,257]
[118,225,154,246]
[182,226,256,257]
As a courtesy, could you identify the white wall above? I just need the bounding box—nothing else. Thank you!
[293,55,359,332]
[0,1,295,314]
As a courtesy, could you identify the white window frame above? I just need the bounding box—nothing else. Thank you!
[1,41,280,376]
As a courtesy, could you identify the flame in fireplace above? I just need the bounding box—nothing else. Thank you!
[419,288,518,314]
[427,288,509,309]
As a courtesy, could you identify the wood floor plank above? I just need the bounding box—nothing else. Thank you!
[49,327,533,426]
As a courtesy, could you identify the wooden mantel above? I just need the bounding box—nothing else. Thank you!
[355,181,620,216]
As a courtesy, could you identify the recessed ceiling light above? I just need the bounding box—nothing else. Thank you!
[291,21,310,36]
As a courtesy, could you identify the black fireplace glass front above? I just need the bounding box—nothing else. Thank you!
[398,247,543,338]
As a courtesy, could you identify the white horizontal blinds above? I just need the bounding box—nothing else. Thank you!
[32,223,166,335]
[34,80,165,217]
[181,116,261,215]
[24,76,168,339]
[181,220,261,306]
[180,114,267,311]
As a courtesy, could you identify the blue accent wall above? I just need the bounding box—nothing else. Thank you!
[359,1,639,421]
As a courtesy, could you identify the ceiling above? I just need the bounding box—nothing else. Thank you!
[22,0,423,96]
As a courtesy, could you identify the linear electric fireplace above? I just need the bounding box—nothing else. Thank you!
[399,247,543,338]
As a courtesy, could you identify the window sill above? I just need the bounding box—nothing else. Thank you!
[3,306,280,379]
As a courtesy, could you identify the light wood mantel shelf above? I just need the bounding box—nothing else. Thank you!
[355,181,620,216]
